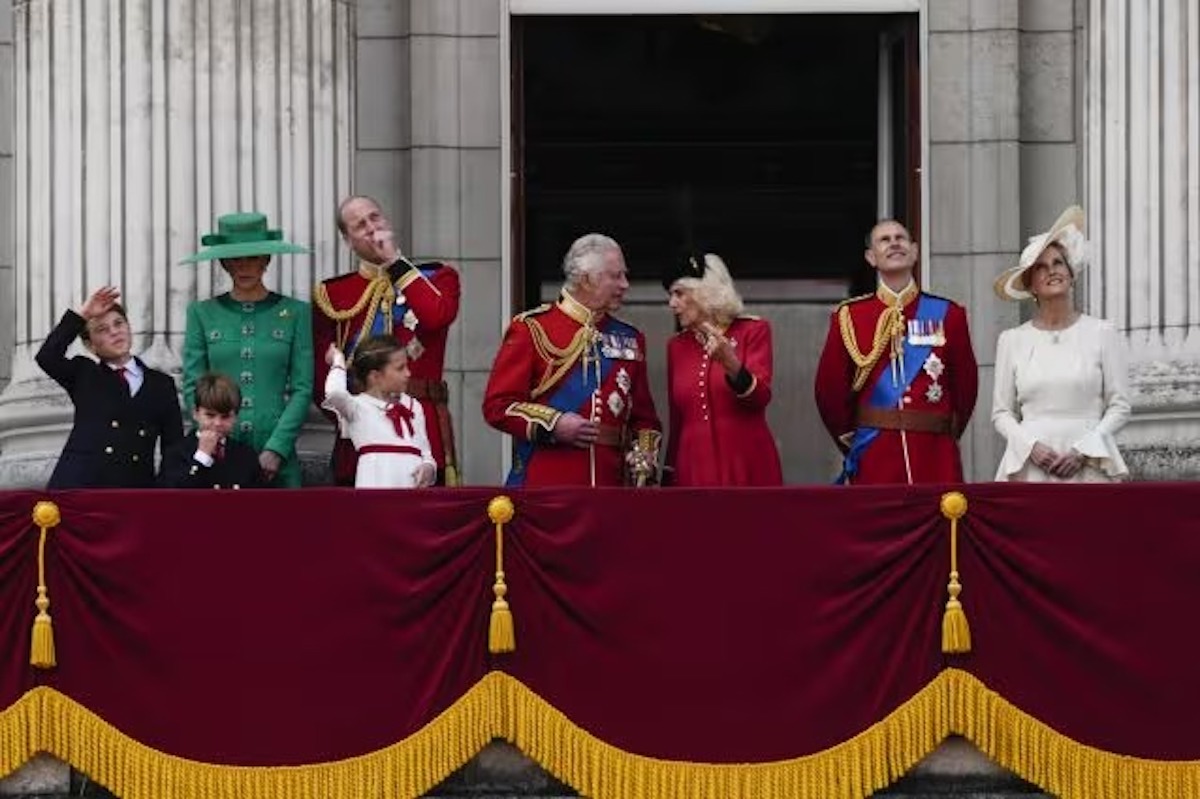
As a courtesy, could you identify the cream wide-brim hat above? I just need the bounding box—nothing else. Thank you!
[993,205,1088,301]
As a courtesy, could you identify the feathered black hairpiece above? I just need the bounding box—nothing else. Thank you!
[660,251,708,290]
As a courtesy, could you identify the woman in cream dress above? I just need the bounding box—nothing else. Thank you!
[991,206,1131,482]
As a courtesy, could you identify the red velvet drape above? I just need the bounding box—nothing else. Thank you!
[0,483,1197,765]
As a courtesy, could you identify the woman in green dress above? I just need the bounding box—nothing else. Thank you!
[181,212,314,487]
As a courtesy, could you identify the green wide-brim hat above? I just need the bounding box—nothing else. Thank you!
[180,212,311,264]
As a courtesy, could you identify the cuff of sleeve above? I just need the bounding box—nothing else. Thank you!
[1072,430,1130,478]
[388,258,418,285]
[726,367,756,397]
[193,450,215,468]
[996,433,1036,479]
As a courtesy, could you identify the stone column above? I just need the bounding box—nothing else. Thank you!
[1085,0,1200,478]
[0,0,354,487]
[352,0,506,484]
[926,0,1023,481]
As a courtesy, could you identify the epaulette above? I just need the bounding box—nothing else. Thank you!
[836,292,874,308]
[513,303,552,322]
[735,313,762,321]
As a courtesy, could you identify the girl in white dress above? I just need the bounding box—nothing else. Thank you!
[322,335,437,488]
[991,206,1131,483]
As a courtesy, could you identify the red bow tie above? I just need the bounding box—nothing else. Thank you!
[385,402,415,438]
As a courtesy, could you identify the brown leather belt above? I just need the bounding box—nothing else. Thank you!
[857,407,954,435]
[593,424,629,449]
[407,378,449,404]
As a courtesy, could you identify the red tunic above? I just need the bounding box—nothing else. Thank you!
[312,261,461,484]
[665,317,782,487]
[814,287,978,485]
[482,292,661,487]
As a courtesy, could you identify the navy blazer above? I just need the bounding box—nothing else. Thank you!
[36,310,184,489]
[158,433,264,489]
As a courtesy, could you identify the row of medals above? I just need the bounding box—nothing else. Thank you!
[906,318,946,403]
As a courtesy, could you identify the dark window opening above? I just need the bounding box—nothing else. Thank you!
[516,13,919,306]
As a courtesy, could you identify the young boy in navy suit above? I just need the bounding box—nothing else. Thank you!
[158,372,264,489]
[36,286,184,488]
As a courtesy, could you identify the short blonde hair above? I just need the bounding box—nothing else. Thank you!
[672,254,744,326]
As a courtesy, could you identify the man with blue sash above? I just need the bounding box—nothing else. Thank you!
[483,234,662,487]
[815,220,978,484]
[313,196,462,485]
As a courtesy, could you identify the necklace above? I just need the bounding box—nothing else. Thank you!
[1034,312,1078,343]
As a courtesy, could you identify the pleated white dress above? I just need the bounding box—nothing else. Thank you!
[991,314,1131,482]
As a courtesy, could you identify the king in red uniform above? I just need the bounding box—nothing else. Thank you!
[814,220,978,484]
[313,196,461,485]
[483,234,661,487]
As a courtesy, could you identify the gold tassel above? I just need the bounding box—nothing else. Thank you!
[487,496,516,654]
[939,491,971,654]
[30,500,61,669]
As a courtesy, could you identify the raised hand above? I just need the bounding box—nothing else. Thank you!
[79,286,121,320]
[371,230,402,265]
[196,428,222,457]
[700,322,741,376]
[325,343,346,368]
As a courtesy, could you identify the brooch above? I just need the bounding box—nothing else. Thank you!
[923,353,945,403]
[607,391,625,418]
[615,367,631,395]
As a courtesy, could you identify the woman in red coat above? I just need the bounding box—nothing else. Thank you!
[662,253,783,487]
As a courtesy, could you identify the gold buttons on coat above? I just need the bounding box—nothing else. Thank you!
[110,420,119,428]
[104,446,113,454]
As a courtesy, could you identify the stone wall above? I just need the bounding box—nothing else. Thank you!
[925,0,1083,483]
[0,1,13,393]
[352,0,506,485]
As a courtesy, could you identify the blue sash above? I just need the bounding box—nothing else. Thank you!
[836,295,949,484]
[349,265,441,351]
[505,318,633,487]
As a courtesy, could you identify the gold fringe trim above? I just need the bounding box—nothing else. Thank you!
[0,677,502,799]
[1,671,1199,799]
[30,501,61,669]
[497,669,1200,799]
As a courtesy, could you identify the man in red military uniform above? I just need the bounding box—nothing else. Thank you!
[814,220,978,484]
[313,196,461,485]
[483,233,661,487]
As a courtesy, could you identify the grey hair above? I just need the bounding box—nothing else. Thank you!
[562,233,622,288]
[865,219,912,248]
[672,253,744,325]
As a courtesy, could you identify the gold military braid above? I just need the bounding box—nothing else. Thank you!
[838,304,906,392]
[525,318,596,399]
[312,275,397,355]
